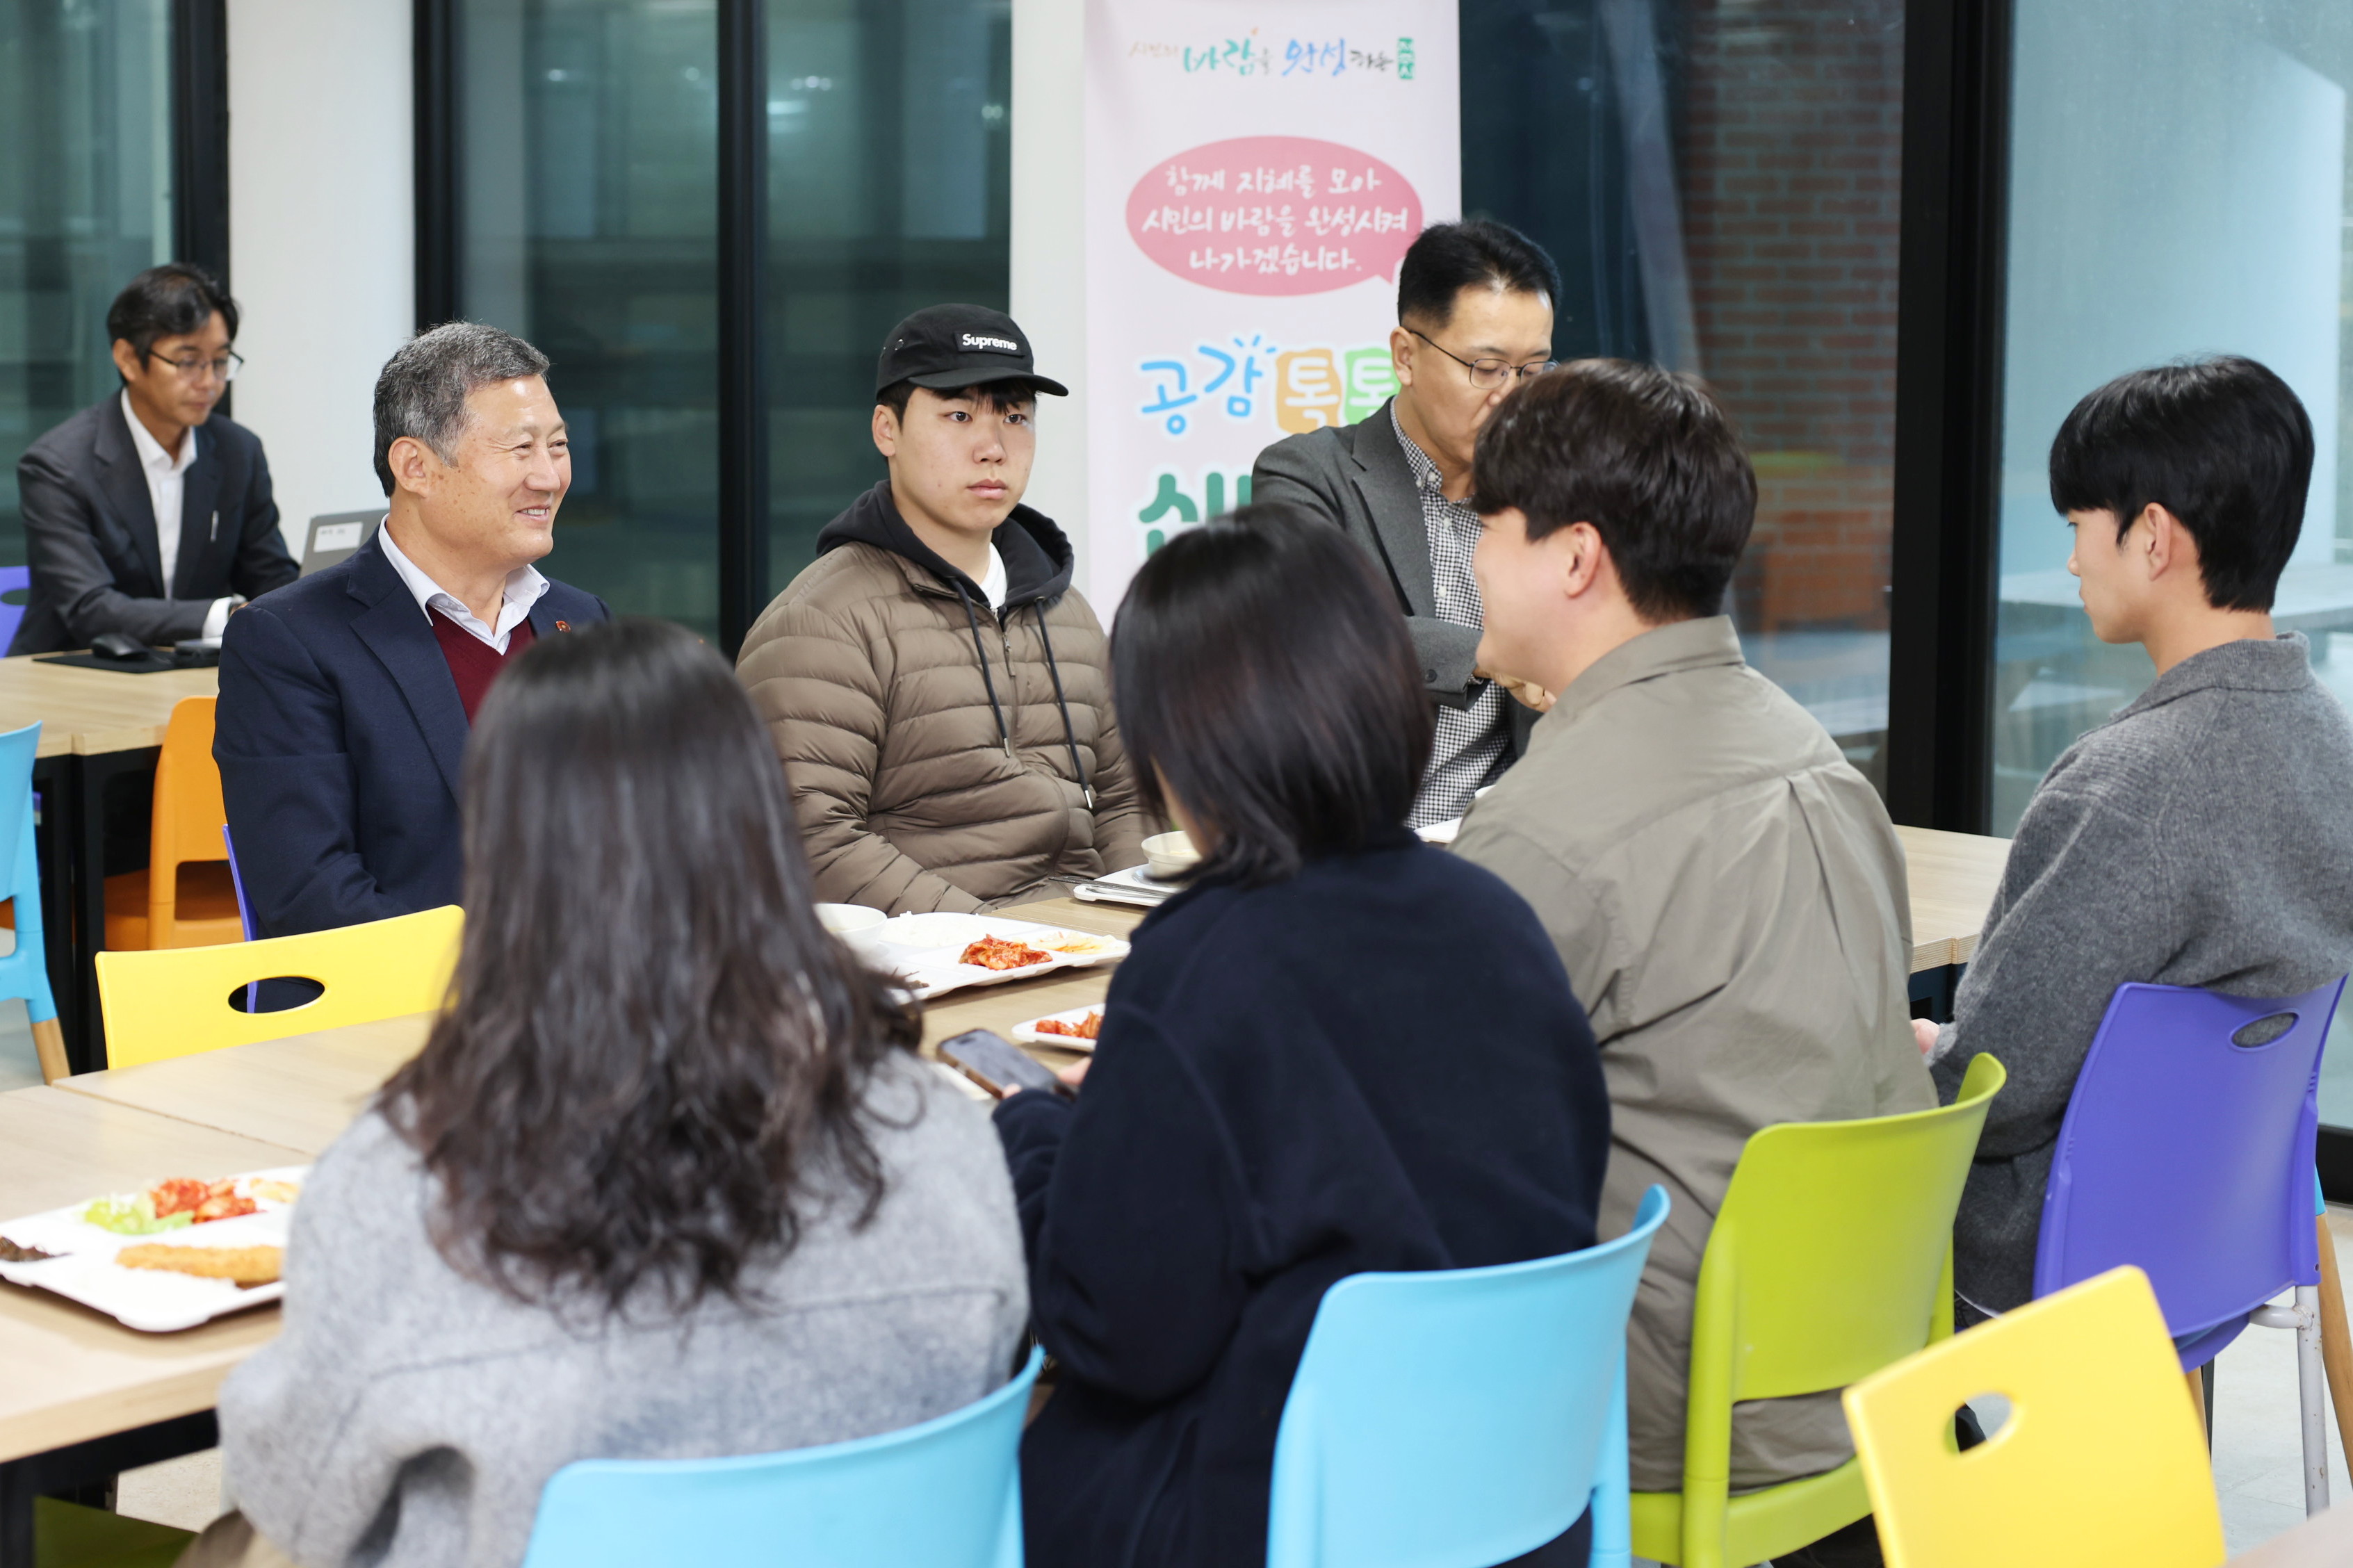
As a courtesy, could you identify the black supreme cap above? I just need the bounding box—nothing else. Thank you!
[874,304,1069,398]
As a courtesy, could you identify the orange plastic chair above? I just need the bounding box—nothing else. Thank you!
[104,696,242,949]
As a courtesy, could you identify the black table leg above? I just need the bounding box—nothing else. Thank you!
[66,748,159,1075]
[1907,963,1957,1024]
[0,1410,216,1568]
[29,753,76,1064]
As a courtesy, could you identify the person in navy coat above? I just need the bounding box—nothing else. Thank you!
[991,514,1611,1568]
[216,323,608,938]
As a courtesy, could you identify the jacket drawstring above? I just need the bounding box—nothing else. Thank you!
[1033,605,1097,810]
[953,582,1015,758]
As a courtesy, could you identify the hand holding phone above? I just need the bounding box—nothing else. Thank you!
[939,1029,1073,1100]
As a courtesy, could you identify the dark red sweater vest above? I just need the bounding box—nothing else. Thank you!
[430,611,536,723]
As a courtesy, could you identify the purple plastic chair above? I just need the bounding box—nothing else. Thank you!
[0,566,29,655]
[2034,976,2346,1514]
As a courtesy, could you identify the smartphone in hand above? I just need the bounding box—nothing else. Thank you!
[939,1029,1073,1100]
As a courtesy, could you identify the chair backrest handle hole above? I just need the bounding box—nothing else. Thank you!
[2232,1012,2297,1049]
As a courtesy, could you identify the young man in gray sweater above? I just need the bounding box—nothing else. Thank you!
[1925,355,2353,1317]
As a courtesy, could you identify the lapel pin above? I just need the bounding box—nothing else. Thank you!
[554,619,570,632]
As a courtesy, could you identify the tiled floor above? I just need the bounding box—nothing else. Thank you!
[2206,1210,2353,1554]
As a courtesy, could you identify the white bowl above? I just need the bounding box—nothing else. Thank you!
[815,904,887,938]
[1143,831,1200,881]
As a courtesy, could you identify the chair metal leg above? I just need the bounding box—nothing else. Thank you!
[2317,1215,2353,1468]
[2252,1288,2333,1515]
[2294,1285,2331,1516]
[29,1017,65,1084]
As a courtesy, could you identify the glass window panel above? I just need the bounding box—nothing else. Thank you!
[765,0,1012,587]
[1463,0,1903,794]
[1994,0,2353,1127]
[0,0,174,568]
[458,0,720,637]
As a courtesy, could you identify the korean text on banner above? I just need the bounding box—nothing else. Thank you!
[1082,1,1462,610]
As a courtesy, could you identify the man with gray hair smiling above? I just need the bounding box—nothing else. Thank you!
[215,322,609,937]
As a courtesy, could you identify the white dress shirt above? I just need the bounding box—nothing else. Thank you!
[120,392,234,638]
[377,521,549,654]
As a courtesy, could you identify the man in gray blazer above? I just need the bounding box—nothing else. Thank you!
[10,265,295,655]
[1251,220,1559,824]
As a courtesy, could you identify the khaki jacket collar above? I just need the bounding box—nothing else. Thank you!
[1548,614,1745,727]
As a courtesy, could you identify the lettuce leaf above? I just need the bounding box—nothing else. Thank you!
[81,1195,193,1236]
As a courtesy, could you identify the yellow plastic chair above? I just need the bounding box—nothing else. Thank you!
[104,696,243,949]
[95,905,462,1068]
[1629,1054,2006,1568]
[1841,1266,2226,1568]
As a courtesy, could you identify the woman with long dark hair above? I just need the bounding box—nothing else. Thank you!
[196,619,1027,1568]
[994,512,1612,1568]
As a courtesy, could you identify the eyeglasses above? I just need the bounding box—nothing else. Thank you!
[143,348,245,385]
[1410,330,1556,391]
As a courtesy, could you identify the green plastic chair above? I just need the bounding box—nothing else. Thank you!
[1629,1053,2006,1568]
[33,1497,195,1567]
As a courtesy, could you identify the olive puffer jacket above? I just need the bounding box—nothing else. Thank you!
[738,483,1148,914]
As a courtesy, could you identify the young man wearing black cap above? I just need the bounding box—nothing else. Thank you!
[737,304,1146,914]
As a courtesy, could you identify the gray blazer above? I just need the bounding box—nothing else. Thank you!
[10,395,296,654]
[1251,402,1536,758]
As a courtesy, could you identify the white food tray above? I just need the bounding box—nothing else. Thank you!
[0,1166,309,1332]
[1011,1005,1107,1052]
[1070,865,1177,908]
[848,913,1127,999]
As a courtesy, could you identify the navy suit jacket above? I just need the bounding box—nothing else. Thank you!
[215,532,610,937]
[11,395,297,654]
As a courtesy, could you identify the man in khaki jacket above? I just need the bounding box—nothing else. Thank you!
[737,305,1144,913]
[1451,362,1931,1566]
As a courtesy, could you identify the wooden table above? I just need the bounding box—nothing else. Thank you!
[51,899,1153,1154]
[1896,825,2009,968]
[9,843,2014,1557]
[1895,825,2009,1017]
[0,656,221,1075]
[0,1086,300,1565]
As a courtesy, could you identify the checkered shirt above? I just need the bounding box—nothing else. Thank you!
[1390,405,1508,826]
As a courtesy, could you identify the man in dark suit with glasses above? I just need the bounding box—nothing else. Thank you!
[10,263,297,655]
[1251,220,1561,826]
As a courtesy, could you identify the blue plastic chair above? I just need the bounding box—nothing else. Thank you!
[518,1347,1042,1567]
[2034,977,2347,1515]
[0,565,30,655]
[1267,1185,1672,1568]
[223,825,259,1011]
[0,722,63,1080]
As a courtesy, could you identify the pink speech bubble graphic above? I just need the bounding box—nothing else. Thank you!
[1127,137,1422,297]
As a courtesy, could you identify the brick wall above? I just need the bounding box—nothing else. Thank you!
[1679,0,1903,633]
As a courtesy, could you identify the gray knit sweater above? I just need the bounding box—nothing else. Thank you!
[1931,634,2353,1312]
[220,1052,1028,1568]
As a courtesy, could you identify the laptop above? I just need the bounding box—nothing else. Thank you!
[299,510,384,575]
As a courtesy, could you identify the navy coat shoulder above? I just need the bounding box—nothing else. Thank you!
[11,395,297,654]
[993,835,1611,1568]
[214,531,608,937]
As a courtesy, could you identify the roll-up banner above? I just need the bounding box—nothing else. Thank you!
[1081,0,1462,609]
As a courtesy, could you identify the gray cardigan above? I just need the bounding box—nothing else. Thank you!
[1931,634,2353,1312]
[220,1053,1028,1568]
